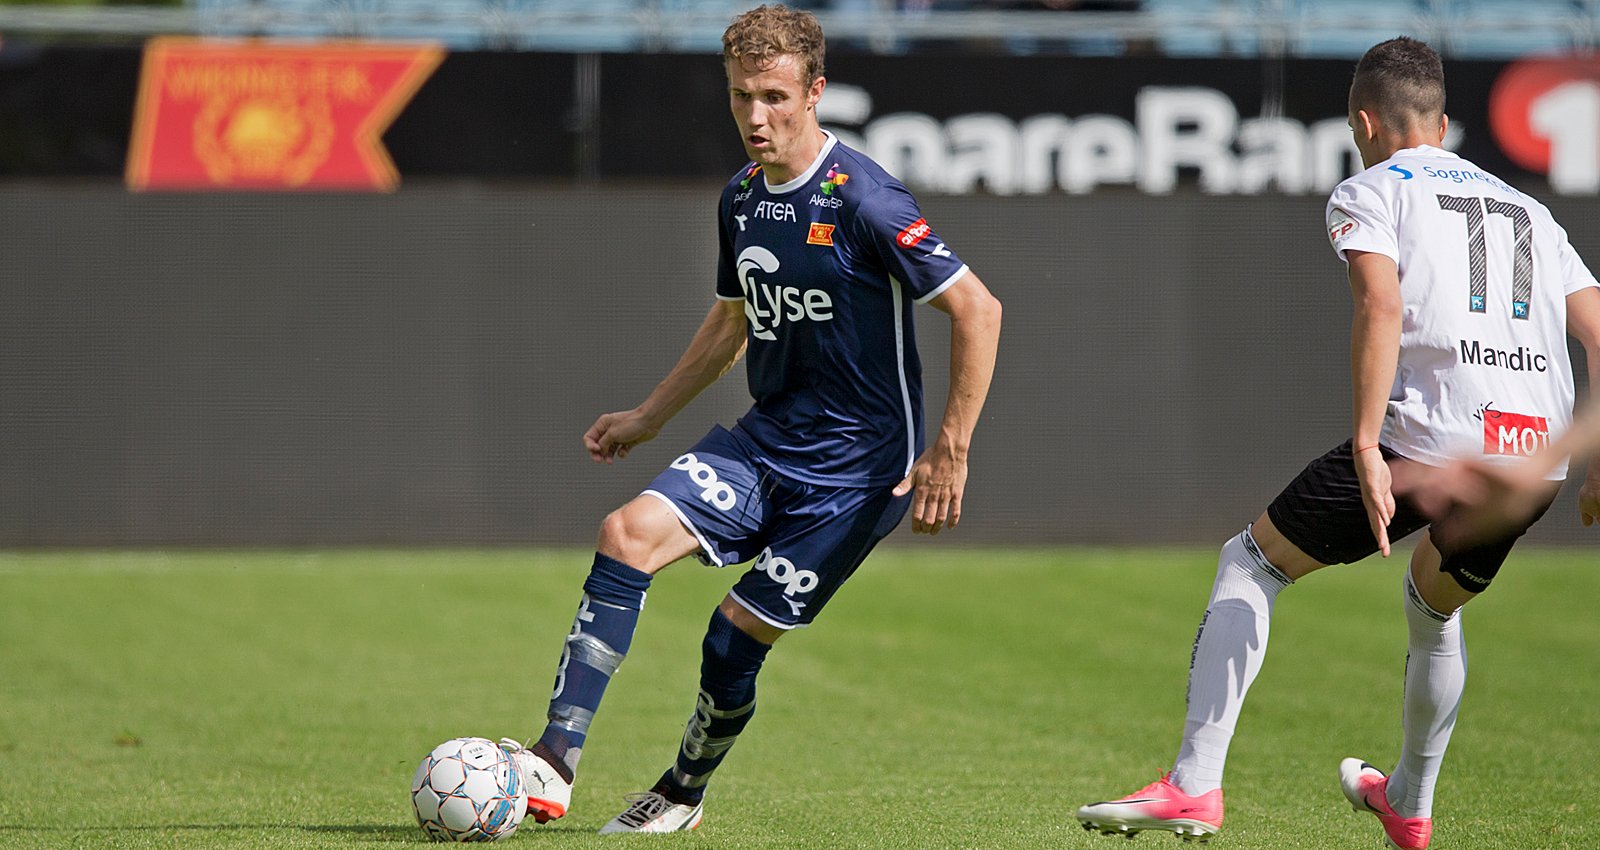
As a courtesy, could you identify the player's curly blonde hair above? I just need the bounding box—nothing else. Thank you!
[722,4,826,86]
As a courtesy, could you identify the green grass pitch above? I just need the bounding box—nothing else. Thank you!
[1,547,1596,849]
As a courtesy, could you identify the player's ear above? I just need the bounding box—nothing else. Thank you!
[1438,112,1449,141]
[1355,108,1377,142]
[808,76,826,110]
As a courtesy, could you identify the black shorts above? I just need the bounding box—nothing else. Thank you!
[1265,440,1557,594]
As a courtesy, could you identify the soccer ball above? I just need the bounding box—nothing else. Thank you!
[411,737,527,842]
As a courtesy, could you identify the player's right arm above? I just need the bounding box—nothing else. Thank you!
[1347,249,1404,556]
[584,300,748,464]
[1566,285,1600,524]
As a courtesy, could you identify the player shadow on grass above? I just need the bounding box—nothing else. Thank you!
[303,824,449,840]
[0,823,412,841]
[0,822,596,840]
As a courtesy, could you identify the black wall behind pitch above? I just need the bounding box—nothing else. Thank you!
[1,185,1592,546]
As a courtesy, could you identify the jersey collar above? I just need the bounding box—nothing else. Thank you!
[764,131,838,195]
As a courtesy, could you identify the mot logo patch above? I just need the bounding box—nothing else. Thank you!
[806,223,835,246]
[1483,408,1550,457]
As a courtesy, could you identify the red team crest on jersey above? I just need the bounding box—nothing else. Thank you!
[806,223,835,246]
[897,218,932,249]
[1482,408,1551,456]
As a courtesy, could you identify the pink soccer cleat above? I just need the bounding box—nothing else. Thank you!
[1339,758,1433,850]
[1076,773,1223,842]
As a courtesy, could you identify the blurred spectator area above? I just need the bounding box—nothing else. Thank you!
[0,0,1595,57]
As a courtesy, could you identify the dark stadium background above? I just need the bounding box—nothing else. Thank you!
[2,12,1596,547]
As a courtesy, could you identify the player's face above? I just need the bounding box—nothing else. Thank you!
[726,54,825,181]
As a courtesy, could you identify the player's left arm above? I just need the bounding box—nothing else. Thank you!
[1566,285,1600,525]
[892,270,1002,535]
[1347,249,1404,556]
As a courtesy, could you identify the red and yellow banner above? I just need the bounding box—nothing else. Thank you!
[126,37,444,192]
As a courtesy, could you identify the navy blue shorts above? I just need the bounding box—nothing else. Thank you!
[641,425,910,630]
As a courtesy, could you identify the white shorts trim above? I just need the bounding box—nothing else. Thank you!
[726,589,803,631]
[641,489,724,568]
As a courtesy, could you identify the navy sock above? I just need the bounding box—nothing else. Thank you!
[537,553,652,781]
[659,608,772,803]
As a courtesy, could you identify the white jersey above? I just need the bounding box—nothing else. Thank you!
[1326,145,1598,479]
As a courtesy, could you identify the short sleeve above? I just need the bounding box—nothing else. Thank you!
[715,191,743,301]
[1325,178,1397,264]
[1554,221,1600,297]
[853,184,969,304]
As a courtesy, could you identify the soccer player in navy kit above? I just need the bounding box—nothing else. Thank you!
[499,4,1002,834]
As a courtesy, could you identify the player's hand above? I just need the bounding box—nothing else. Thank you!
[1395,458,1555,549]
[1353,445,1395,557]
[892,443,968,535]
[1391,458,1487,522]
[1401,460,1504,550]
[1580,462,1600,527]
[583,409,660,464]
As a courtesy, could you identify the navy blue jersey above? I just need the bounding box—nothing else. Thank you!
[715,133,969,487]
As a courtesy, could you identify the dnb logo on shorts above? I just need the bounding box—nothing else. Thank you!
[671,452,736,511]
[753,547,819,617]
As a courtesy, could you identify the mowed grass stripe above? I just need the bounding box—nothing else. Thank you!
[0,548,1594,849]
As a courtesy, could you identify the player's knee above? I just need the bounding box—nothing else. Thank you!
[595,506,658,570]
[716,596,784,646]
[1438,560,1492,598]
[1246,515,1324,580]
[595,507,629,552]
[596,498,697,573]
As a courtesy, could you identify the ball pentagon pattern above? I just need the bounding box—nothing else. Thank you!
[410,737,527,842]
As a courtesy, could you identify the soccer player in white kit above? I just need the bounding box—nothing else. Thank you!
[1076,37,1600,849]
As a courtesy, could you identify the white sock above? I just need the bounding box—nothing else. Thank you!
[1387,571,1465,819]
[1170,527,1292,796]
